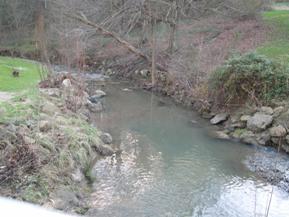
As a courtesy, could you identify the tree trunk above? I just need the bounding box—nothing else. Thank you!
[167,0,178,54]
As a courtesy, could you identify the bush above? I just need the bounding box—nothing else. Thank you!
[210,53,289,107]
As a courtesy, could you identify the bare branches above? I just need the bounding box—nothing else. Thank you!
[66,12,166,71]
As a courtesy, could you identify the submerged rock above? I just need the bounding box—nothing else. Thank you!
[247,113,273,132]
[210,113,228,125]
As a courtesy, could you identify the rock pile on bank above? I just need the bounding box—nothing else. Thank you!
[210,106,289,152]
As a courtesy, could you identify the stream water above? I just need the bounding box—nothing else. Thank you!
[89,82,289,217]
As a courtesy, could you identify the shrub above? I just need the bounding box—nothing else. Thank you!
[210,53,289,107]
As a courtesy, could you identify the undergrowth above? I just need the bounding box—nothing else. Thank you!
[210,53,289,107]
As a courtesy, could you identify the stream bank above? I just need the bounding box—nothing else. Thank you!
[0,72,117,214]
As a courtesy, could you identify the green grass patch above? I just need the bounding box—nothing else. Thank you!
[258,10,289,61]
[0,56,45,92]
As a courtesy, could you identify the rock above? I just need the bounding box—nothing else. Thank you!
[190,120,198,125]
[23,136,36,144]
[273,106,284,117]
[62,79,72,87]
[247,113,273,132]
[231,121,246,128]
[140,69,150,77]
[122,88,132,92]
[100,132,113,144]
[87,101,103,113]
[52,189,80,211]
[275,109,289,129]
[94,89,106,98]
[240,130,258,145]
[271,137,284,145]
[210,113,228,125]
[41,101,60,115]
[256,131,271,146]
[260,106,274,115]
[282,143,289,153]
[269,125,287,137]
[88,95,101,103]
[39,120,52,132]
[95,144,115,156]
[202,112,215,119]
[71,168,84,183]
[209,131,230,140]
[240,115,250,122]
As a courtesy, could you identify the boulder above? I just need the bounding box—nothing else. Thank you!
[269,125,287,137]
[260,106,274,115]
[210,113,228,125]
[100,132,113,144]
[62,79,72,87]
[247,113,273,132]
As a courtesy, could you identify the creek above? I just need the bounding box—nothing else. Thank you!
[88,82,289,217]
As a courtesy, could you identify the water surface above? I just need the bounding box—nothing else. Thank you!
[90,83,289,217]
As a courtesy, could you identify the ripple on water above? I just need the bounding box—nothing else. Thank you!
[88,83,289,217]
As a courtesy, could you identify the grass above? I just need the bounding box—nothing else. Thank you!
[257,10,289,62]
[0,56,45,92]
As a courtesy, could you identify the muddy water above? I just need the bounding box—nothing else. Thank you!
[89,82,289,217]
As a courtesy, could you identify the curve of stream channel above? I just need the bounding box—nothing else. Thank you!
[89,82,289,217]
